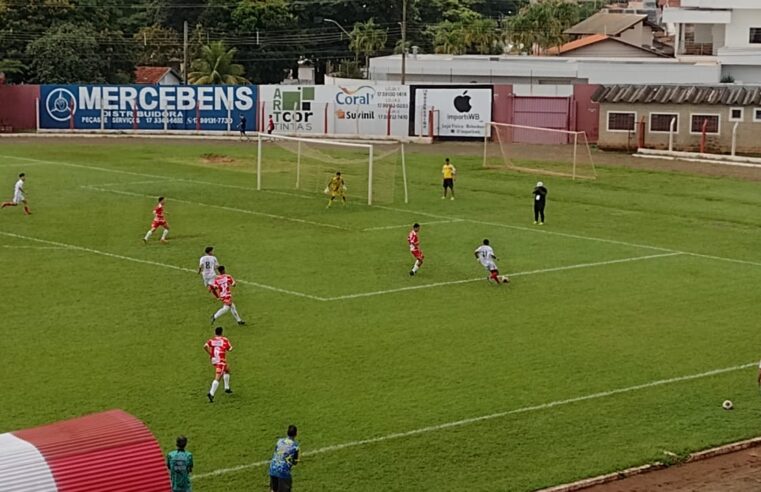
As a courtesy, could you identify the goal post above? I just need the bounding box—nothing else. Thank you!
[483,122,596,180]
[256,133,408,205]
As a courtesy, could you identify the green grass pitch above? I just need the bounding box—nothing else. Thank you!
[1,138,761,491]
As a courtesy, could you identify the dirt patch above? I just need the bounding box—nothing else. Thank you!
[200,153,236,165]
[582,447,761,491]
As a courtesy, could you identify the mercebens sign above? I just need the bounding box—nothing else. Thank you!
[40,85,257,131]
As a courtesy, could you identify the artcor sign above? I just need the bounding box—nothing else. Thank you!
[259,85,409,137]
[40,85,257,131]
[413,87,492,137]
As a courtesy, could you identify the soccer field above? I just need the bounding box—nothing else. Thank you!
[2,137,761,491]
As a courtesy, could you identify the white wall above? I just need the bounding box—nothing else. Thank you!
[725,9,761,48]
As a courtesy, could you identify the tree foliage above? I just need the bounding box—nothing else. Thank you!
[27,23,108,83]
[506,0,585,54]
[188,40,249,84]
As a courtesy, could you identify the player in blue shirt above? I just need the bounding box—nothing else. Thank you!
[269,425,300,492]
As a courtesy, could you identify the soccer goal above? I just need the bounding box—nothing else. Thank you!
[256,134,408,205]
[483,122,597,180]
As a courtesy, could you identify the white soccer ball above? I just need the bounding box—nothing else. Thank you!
[722,400,733,410]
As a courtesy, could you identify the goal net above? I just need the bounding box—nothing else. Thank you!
[483,122,596,180]
[256,134,408,205]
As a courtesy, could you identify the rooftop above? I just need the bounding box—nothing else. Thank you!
[565,12,658,36]
[593,84,761,104]
[134,66,178,84]
[545,34,668,57]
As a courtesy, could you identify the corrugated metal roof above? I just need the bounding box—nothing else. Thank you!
[592,84,761,105]
[3,409,171,492]
[565,12,648,36]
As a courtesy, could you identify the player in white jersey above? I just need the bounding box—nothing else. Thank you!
[198,246,220,296]
[474,239,509,285]
[1,173,31,215]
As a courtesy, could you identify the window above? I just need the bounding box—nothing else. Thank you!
[754,108,761,122]
[729,108,744,122]
[607,112,636,132]
[690,114,720,134]
[649,113,678,133]
[750,28,761,44]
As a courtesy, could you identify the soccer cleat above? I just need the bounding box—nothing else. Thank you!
[409,270,415,276]
[210,315,215,325]
[143,238,147,244]
[160,239,168,244]
[441,196,445,199]
[237,320,246,326]
[539,222,544,225]
[450,197,455,200]
[225,389,233,394]
[207,393,214,403]
[533,221,538,225]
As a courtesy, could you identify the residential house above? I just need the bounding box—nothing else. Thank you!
[134,66,182,85]
[546,34,667,58]
[663,0,761,82]
[565,11,663,49]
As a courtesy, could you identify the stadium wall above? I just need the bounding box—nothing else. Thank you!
[0,84,40,131]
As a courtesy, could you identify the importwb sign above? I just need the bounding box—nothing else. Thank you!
[40,85,257,131]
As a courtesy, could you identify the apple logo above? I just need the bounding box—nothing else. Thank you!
[454,91,472,113]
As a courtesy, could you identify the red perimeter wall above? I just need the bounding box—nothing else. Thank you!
[0,84,40,130]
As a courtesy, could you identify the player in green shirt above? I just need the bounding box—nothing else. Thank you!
[166,436,194,492]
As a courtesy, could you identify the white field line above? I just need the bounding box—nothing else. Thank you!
[323,252,682,301]
[0,231,325,301]
[10,154,761,269]
[88,179,175,188]
[82,186,352,232]
[362,219,464,232]
[0,245,69,250]
[195,361,756,480]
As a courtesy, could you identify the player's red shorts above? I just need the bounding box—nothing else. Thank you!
[151,219,168,229]
[220,295,233,306]
[214,362,229,376]
[411,248,424,261]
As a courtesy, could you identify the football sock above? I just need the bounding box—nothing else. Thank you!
[411,260,420,273]
[210,379,219,396]
[223,373,230,390]
[161,229,169,240]
[23,206,30,214]
[144,230,153,241]
[230,304,242,322]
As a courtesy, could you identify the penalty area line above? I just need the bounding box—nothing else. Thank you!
[82,186,352,232]
[362,219,464,232]
[195,361,756,480]
[0,231,325,301]
[323,252,682,301]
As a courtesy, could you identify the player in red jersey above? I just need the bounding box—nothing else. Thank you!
[143,196,170,244]
[408,223,424,276]
[204,326,233,402]
[210,265,246,325]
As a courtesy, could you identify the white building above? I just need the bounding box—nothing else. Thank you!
[367,53,721,85]
[663,0,761,82]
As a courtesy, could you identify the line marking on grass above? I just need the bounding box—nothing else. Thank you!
[88,179,175,188]
[194,361,756,480]
[82,186,352,232]
[10,154,761,270]
[0,244,70,250]
[0,231,325,301]
[322,252,682,301]
[362,219,464,231]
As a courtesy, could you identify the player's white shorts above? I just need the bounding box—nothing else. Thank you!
[202,275,216,287]
[480,260,498,272]
[13,191,25,204]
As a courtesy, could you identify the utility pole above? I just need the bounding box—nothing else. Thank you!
[183,21,189,84]
[401,0,407,85]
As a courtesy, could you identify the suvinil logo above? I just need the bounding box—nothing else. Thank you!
[46,88,77,122]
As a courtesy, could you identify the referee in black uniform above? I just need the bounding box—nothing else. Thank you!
[533,181,547,225]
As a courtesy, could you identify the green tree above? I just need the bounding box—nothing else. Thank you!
[26,23,107,83]
[188,41,249,84]
[134,25,183,66]
[464,18,500,54]
[506,0,580,54]
[429,21,468,55]
[349,19,388,68]
[0,58,24,76]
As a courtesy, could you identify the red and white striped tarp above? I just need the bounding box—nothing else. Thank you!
[0,409,171,491]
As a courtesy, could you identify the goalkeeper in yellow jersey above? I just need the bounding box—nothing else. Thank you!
[325,171,347,207]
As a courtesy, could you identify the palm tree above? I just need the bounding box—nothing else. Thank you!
[0,59,24,76]
[464,18,499,55]
[188,41,249,84]
[430,21,468,55]
[349,19,388,68]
